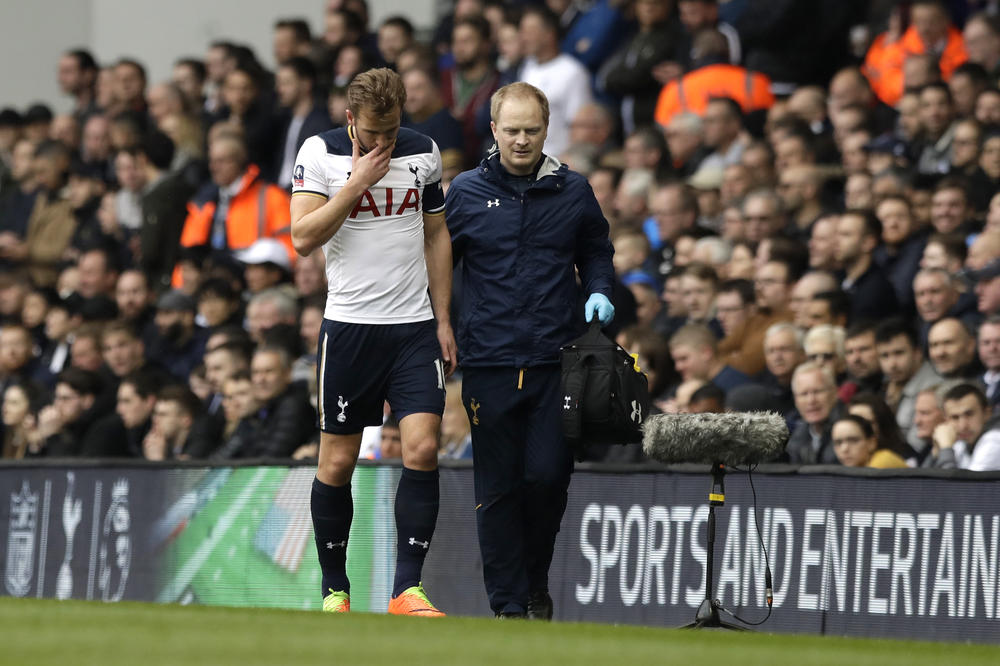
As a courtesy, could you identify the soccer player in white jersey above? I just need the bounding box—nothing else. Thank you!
[290,68,457,616]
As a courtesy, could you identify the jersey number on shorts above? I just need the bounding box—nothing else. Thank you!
[433,359,445,390]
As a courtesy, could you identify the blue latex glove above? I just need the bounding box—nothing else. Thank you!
[585,293,615,326]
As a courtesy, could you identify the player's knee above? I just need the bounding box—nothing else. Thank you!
[318,449,357,485]
[403,434,439,469]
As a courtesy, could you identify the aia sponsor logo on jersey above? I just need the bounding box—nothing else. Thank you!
[349,188,420,219]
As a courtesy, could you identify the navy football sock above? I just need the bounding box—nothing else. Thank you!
[311,477,353,595]
[392,467,439,597]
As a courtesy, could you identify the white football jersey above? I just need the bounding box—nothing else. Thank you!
[293,126,445,324]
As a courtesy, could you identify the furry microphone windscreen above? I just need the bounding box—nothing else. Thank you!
[642,412,789,465]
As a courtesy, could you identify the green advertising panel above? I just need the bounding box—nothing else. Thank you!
[156,466,400,611]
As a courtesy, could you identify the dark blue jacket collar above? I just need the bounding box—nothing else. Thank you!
[479,152,566,192]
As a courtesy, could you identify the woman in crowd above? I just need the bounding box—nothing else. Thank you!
[848,391,916,462]
[1,381,45,459]
[831,414,908,469]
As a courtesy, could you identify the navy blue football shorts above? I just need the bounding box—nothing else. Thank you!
[316,318,446,434]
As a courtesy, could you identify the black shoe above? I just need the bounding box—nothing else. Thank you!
[527,591,553,620]
[495,611,527,619]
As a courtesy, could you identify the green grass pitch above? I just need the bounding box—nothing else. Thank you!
[2,597,998,666]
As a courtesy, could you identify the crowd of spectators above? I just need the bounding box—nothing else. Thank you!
[1,0,1000,470]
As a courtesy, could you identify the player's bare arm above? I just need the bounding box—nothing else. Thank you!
[423,209,457,376]
[290,138,392,256]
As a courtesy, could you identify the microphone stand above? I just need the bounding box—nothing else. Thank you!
[683,462,746,631]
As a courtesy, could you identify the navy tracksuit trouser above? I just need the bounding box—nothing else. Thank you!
[461,365,574,615]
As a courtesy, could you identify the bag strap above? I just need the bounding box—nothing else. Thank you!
[561,353,590,446]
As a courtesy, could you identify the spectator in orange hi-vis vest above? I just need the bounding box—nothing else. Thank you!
[653,29,773,129]
[863,0,968,107]
[174,131,293,287]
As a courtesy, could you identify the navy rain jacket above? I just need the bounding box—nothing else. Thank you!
[445,153,614,367]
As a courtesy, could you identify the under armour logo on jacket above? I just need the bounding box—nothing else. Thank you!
[631,400,642,423]
[408,537,430,549]
[486,199,500,207]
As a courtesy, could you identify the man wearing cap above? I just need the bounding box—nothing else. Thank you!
[148,290,206,381]
[236,238,292,294]
[864,135,912,174]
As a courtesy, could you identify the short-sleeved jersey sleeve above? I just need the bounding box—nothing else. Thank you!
[423,140,445,215]
[291,136,330,199]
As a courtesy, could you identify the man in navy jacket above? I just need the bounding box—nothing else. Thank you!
[445,82,615,619]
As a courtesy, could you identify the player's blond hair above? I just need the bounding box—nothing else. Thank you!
[346,67,406,116]
[490,82,550,126]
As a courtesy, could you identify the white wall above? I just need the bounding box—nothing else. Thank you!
[0,0,438,112]
[0,0,92,111]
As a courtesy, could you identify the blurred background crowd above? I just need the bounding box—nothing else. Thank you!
[1,0,1000,470]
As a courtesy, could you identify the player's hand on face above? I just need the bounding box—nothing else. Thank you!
[350,135,392,191]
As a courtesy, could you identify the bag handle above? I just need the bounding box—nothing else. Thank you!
[578,319,606,346]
